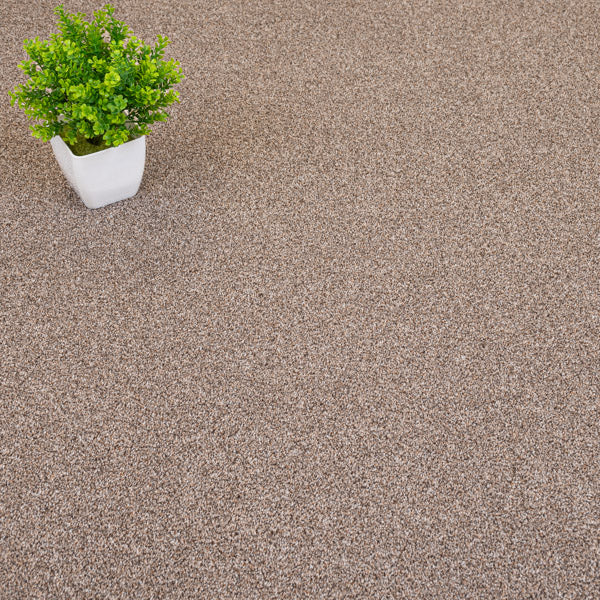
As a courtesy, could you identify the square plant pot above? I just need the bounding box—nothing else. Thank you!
[50,134,146,209]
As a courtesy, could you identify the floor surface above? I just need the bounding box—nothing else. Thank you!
[1,1,599,598]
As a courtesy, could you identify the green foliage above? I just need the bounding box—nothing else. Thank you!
[9,4,184,152]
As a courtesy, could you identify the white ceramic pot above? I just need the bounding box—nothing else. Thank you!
[50,134,146,209]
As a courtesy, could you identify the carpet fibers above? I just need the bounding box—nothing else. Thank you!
[1,1,599,598]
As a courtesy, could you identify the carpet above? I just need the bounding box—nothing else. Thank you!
[1,1,599,598]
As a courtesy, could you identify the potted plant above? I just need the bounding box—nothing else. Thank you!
[9,3,184,209]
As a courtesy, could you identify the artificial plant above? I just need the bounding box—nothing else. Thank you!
[9,4,184,155]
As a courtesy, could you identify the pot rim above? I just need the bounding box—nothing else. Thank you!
[51,134,146,161]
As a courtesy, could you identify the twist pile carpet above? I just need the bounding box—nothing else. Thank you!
[1,1,599,598]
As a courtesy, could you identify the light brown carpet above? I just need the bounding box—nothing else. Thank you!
[1,1,599,598]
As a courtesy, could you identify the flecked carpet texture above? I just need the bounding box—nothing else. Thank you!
[1,0,599,598]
